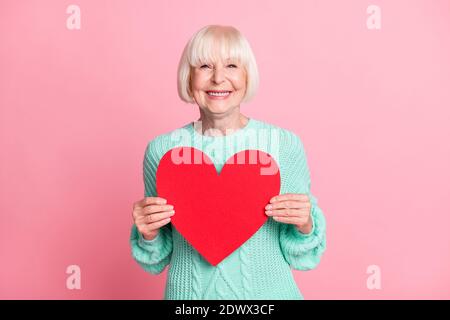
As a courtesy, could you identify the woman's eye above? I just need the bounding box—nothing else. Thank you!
[200,64,210,69]
[228,64,237,68]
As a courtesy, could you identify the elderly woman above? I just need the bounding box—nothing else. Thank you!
[130,25,326,300]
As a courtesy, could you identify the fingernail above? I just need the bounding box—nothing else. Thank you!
[265,204,272,210]
[168,205,174,209]
[265,210,272,215]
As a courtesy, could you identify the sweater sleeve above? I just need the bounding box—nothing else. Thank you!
[278,132,327,271]
[129,139,173,275]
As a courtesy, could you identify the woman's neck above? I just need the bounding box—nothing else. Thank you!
[196,109,249,136]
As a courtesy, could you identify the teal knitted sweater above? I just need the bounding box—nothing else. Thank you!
[130,118,326,300]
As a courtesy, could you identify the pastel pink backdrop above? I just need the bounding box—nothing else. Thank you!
[1,0,449,299]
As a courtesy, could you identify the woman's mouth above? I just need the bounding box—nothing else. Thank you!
[206,90,232,99]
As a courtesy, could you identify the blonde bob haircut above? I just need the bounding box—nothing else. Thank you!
[177,25,259,104]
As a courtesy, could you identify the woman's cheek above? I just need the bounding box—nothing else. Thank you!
[234,71,247,90]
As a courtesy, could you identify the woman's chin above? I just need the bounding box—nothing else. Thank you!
[204,103,234,114]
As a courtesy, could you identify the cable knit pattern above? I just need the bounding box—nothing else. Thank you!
[213,274,227,299]
[239,242,252,300]
[129,118,327,299]
[215,265,233,299]
[191,248,202,299]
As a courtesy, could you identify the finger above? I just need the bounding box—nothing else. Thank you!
[268,207,310,216]
[271,216,302,225]
[134,204,173,218]
[139,210,175,224]
[270,193,309,203]
[135,197,167,209]
[145,197,168,206]
[146,217,172,231]
[266,200,308,210]
[132,207,143,220]
[265,208,301,217]
[143,204,174,215]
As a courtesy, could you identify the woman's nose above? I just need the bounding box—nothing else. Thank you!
[212,67,225,84]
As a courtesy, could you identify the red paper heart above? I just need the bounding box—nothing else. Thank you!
[156,147,280,266]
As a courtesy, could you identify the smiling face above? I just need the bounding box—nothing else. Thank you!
[190,58,247,116]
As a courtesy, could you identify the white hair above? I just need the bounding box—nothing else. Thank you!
[177,25,259,104]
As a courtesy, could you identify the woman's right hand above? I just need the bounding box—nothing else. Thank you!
[132,197,175,241]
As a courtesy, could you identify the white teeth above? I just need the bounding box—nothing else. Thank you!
[207,91,230,96]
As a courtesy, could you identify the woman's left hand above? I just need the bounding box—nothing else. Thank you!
[265,193,313,234]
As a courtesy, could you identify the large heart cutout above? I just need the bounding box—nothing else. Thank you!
[156,147,280,266]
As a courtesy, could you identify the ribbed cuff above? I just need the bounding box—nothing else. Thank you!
[138,231,162,248]
[280,206,325,255]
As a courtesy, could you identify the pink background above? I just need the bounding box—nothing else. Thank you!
[1,0,450,299]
